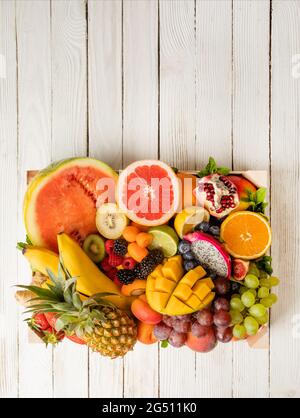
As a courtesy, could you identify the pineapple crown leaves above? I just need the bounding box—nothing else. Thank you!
[197,157,231,178]
[17,263,119,338]
[241,187,269,216]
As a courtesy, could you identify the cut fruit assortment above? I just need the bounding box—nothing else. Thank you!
[16,156,279,358]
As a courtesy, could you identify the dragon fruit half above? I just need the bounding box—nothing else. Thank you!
[184,231,231,279]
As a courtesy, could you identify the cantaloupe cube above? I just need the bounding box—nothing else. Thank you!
[199,277,214,290]
[173,283,193,302]
[162,261,183,282]
[164,296,194,315]
[155,276,176,293]
[192,282,211,301]
[201,292,215,307]
[148,291,170,311]
[186,294,202,310]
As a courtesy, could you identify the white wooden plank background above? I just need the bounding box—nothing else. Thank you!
[0,0,299,398]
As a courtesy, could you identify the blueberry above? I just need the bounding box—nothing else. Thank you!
[209,225,220,236]
[231,281,240,293]
[183,251,194,260]
[184,260,196,271]
[195,221,210,233]
[178,240,191,255]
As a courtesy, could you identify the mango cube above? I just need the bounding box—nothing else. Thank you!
[173,283,193,302]
[164,296,194,315]
[155,276,176,293]
[162,261,183,282]
[146,256,216,315]
[193,282,211,301]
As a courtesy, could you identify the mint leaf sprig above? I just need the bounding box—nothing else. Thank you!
[256,255,273,275]
[241,187,268,215]
[197,157,230,178]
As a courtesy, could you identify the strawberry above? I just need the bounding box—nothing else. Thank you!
[108,252,124,267]
[105,239,115,254]
[32,313,49,331]
[67,334,86,345]
[44,312,59,330]
[43,327,65,345]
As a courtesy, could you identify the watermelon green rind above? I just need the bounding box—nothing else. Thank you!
[24,157,118,248]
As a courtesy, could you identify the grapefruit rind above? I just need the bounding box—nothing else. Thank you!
[24,158,118,249]
[117,160,180,227]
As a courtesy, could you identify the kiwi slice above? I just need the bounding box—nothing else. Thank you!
[83,234,105,263]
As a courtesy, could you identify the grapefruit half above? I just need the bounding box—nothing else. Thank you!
[24,158,118,252]
[117,160,180,226]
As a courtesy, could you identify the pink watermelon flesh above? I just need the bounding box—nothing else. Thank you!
[35,165,113,252]
[123,164,174,221]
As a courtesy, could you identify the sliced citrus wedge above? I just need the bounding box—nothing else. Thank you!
[174,206,210,239]
[220,211,272,260]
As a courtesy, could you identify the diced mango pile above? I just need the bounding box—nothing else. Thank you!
[146,255,215,315]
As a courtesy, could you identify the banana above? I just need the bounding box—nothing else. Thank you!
[22,247,59,287]
[57,233,132,310]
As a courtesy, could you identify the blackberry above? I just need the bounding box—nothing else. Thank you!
[113,238,128,256]
[148,249,164,265]
[133,250,164,280]
[117,269,135,285]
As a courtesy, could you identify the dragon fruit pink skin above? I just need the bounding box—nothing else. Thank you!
[184,231,232,279]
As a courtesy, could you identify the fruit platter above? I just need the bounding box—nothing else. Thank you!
[15,157,279,357]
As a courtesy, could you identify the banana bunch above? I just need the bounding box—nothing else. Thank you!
[20,233,132,310]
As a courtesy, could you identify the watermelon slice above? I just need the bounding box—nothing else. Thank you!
[24,158,118,252]
[117,160,180,226]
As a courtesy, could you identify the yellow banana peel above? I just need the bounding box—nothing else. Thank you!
[22,246,59,288]
[57,233,132,310]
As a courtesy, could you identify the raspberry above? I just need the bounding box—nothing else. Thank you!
[106,267,118,280]
[122,257,137,270]
[100,256,112,273]
[105,239,115,254]
[108,252,124,267]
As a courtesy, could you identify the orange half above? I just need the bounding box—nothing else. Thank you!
[220,211,272,260]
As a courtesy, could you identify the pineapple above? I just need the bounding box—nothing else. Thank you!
[20,266,137,358]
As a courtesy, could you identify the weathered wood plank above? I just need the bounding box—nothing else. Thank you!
[159,0,197,397]
[194,0,233,398]
[16,0,53,397]
[50,0,89,398]
[123,0,159,398]
[232,0,270,398]
[270,0,300,398]
[0,0,19,398]
[88,0,124,398]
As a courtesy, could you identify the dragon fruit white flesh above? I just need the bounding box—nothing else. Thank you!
[184,231,231,279]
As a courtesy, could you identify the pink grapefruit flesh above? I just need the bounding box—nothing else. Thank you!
[118,160,180,226]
